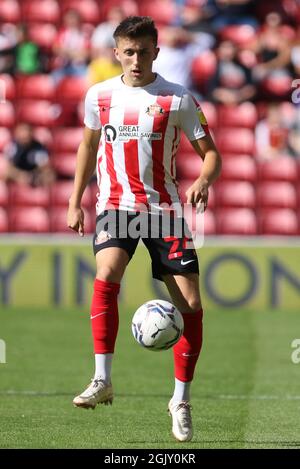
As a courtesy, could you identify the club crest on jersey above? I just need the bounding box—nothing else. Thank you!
[95,230,112,245]
[146,104,165,117]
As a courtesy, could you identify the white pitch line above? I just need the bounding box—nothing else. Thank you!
[1,390,300,400]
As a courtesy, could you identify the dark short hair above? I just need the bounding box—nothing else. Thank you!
[113,16,158,46]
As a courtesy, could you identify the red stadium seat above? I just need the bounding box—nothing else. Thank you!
[0,128,11,152]
[176,153,203,180]
[0,0,21,23]
[10,184,50,208]
[10,207,50,232]
[56,77,88,103]
[17,100,56,127]
[257,182,297,209]
[261,75,292,98]
[204,209,217,235]
[191,51,217,90]
[52,153,77,177]
[0,181,9,207]
[216,181,256,208]
[259,209,298,235]
[0,155,8,179]
[0,74,16,101]
[50,180,92,207]
[220,156,257,182]
[220,25,257,47]
[22,0,60,23]
[258,158,299,183]
[33,127,53,149]
[216,128,255,155]
[218,103,258,128]
[16,75,56,101]
[201,102,217,129]
[50,206,94,233]
[139,0,177,26]
[217,208,258,235]
[0,208,9,232]
[28,23,57,51]
[52,128,83,153]
[0,102,15,128]
[61,0,101,24]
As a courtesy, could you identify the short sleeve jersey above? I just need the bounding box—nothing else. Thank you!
[84,73,209,214]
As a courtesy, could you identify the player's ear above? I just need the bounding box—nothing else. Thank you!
[153,47,160,61]
[114,48,121,62]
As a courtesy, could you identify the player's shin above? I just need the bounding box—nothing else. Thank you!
[172,308,203,390]
[91,279,120,382]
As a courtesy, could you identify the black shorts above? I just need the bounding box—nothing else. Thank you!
[93,210,199,281]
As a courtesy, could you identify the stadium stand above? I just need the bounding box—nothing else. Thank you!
[0,0,299,235]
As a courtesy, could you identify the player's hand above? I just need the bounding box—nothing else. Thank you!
[185,177,209,213]
[67,205,85,237]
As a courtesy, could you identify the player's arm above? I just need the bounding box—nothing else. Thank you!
[187,134,222,211]
[67,126,101,236]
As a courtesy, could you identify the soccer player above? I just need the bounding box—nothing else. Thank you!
[67,16,222,442]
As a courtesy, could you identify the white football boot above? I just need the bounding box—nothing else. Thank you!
[168,399,193,442]
[73,378,113,409]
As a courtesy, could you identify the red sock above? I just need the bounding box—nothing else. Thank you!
[90,278,120,354]
[173,308,203,382]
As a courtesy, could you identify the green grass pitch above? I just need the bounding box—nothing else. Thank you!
[0,306,300,449]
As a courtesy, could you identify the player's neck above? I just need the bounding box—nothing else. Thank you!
[121,72,157,88]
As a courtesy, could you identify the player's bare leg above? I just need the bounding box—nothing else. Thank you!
[163,273,203,442]
[73,248,129,409]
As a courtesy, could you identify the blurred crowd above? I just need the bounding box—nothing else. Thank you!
[0,0,299,234]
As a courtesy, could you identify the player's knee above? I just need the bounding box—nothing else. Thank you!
[96,266,121,283]
[185,297,202,314]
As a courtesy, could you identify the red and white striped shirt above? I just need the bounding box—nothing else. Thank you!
[84,73,209,214]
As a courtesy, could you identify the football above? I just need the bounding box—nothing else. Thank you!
[131,299,184,351]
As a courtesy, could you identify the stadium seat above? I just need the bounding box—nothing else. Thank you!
[216,181,256,209]
[258,158,299,183]
[220,156,257,182]
[0,156,8,179]
[16,75,56,101]
[50,180,92,207]
[56,77,88,103]
[16,100,56,127]
[0,0,21,23]
[28,23,57,51]
[177,134,195,154]
[176,153,203,180]
[201,102,217,129]
[0,102,15,128]
[0,208,9,232]
[217,208,258,235]
[204,209,217,235]
[33,127,53,149]
[218,103,258,128]
[261,75,292,98]
[259,208,298,235]
[50,206,94,233]
[257,182,297,209]
[51,153,77,177]
[52,128,83,153]
[61,0,101,24]
[219,25,257,47]
[10,207,50,232]
[0,128,11,152]
[10,184,50,208]
[22,0,60,23]
[191,51,217,91]
[215,128,255,155]
[0,74,16,101]
[0,181,9,207]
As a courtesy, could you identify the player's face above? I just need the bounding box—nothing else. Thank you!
[114,36,159,87]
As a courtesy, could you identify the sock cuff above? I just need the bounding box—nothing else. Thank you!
[182,308,203,322]
[94,278,120,294]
